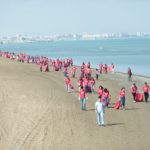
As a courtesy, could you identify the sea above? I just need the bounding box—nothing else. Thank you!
[0,37,150,77]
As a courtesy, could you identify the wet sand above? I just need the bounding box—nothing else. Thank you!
[0,57,150,150]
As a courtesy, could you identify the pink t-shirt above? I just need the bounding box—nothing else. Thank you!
[131,85,137,93]
[79,89,86,98]
[143,85,149,93]
[120,91,125,97]
[65,78,70,84]
[98,89,103,96]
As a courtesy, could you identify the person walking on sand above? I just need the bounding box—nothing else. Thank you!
[63,66,68,77]
[64,76,71,93]
[90,77,95,94]
[131,83,138,102]
[95,68,99,80]
[79,86,87,110]
[111,63,115,73]
[119,87,126,110]
[128,67,132,81]
[143,82,149,102]
[71,66,77,78]
[102,88,111,108]
[98,85,103,99]
[99,63,103,74]
[95,96,105,126]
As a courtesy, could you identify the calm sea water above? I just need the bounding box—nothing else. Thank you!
[0,38,150,77]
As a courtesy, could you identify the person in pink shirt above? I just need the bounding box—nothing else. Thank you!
[143,82,149,102]
[79,86,87,110]
[39,62,42,72]
[95,69,99,80]
[131,83,138,102]
[82,62,85,68]
[98,86,104,99]
[119,87,126,110]
[63,67,68,77]
[111,63,115,73]
[99,63,103,74]
[64,76,71,93]
[90,77,95,93]
[71,66,77,78]
[78,77,83,92]
[102,88,110,108]
[83,77,89,93]
[104,64,108,74]
[128,67,132,81]
[80,67,85,78]
[86,67,91,77]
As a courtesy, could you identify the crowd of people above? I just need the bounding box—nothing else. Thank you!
[0,50,149,127]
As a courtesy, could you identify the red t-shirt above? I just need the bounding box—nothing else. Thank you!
[143,85,149,93]
[79,89,86,98]
[78,79,83,86]
[103,91,109,98]
[98,89,103,96]
[120,90,125,97]
[65,78,70,84]
[90,80,95,86]
[84,79,88,86]
[131,85,137,93]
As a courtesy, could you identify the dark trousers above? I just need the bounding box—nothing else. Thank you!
[144,92,149,102]
[96,74,98,80]
[132,93,136,100]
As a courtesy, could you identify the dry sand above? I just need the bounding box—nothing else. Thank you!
[0,57,150,150]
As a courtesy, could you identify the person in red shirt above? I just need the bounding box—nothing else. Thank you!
[143,82,149,102]
[78,77,83,91]
[99,63,103,74]
[64,76,70,93]
[98,86,104,99]
[63,67,68,77]
[83,77,89,93]
[128,67,132,81]
[119,87,126,110]
[95,69,99,80]
[104,64,108,74]
[71,66,77,78]
[131,83,138,102]
[102,88,110,108]
[39,62,42,72]
[111,63,115,73]
[80,67,85,78]
[89,77,95,93]
[86,67,91,77]
[79,86,87,110]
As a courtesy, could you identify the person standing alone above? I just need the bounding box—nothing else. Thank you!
[131,83,138,102]
[128,67,132,81]
[95,96,105,126]
[143,82,149,102]
[119,87,126,110]
[79,86,87,110]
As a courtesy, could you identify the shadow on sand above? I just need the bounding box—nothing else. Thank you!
[105,123,124,127]
[125,107,141,110]
[86,108,95,111]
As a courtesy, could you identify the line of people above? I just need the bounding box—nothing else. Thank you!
[1,51,149,127]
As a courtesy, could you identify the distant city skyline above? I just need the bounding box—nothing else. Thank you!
[0,0,150,36]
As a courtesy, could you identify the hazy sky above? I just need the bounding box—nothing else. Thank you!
[0,0,150,36]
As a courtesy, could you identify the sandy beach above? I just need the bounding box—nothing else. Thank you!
[0,57,150,150]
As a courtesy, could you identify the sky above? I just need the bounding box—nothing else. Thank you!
[0,0,150,36]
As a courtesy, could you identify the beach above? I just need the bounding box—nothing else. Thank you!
[0,57,150,150]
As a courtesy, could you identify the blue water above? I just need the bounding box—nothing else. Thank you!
[0,38,150,77]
